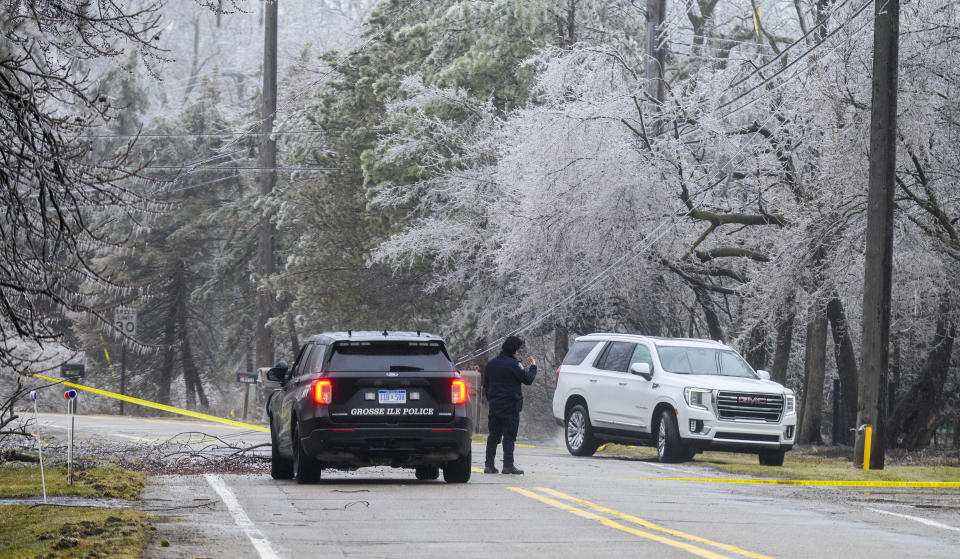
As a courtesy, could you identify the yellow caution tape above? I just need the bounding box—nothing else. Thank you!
[32,374,269,433]
[626,476,960,489]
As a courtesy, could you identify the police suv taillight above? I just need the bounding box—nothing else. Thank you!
[312,379,332,404]
[555,366,560,387]
[451,379,467,405]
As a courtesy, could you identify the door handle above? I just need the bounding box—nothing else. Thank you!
[618,382,627,386]
[589,379,598,383]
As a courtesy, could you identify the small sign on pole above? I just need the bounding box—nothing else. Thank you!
[64,389,77,485]
[113,307,137,336]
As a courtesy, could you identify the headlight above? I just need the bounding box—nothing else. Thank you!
[784,394,796,415]
[684,387,711,410]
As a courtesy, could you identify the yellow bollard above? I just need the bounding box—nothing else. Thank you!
[863,425,873,471]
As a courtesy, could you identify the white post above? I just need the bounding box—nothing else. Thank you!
[32,393,47,504]
[68,398,74,485]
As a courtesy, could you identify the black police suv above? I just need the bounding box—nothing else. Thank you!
[265,331,472,483]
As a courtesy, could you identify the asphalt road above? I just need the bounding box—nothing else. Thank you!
[29,412,960,558]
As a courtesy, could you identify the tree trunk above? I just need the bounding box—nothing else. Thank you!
[886,300,954,449]
[742,322,768,371]
[826,295,858,443]
[799,306,828,444]
[771,301,796,387]
[158,302,176,405]
[694,287,724,341]
[554,323,569,366]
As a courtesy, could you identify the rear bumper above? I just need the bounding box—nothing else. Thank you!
[300,418,472,468]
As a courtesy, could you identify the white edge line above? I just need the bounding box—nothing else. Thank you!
[204,474,282,559]
[866,507,960,533]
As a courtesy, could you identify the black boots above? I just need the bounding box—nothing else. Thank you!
[501,465,524,475]
[483,465,498,474]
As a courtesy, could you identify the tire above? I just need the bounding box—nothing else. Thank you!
[270,423,293,480]
[415,466,440,480]
[292,423,321,484]
[656,409,686,463]
[443,447,471,483]
[565,404,599,457]
[759,451,785,467]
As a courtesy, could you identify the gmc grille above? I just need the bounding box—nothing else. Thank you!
[716,392,783,422]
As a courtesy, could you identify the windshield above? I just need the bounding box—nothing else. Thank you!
[327,341,455,372]
[656,346,757,378]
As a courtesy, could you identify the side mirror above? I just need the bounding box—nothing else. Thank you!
[756,369,771,380]
[260,366,280,389]
[629,362,652,380]
[266,360,289,383]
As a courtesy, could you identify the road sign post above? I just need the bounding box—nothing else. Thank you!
[114,308,136,416]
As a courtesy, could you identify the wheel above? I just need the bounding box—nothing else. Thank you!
[565,404,599,457]
[415,465,440,480]
[443,447,471,483]
[656,409,686,463]
[270,423,293,480]
[292,423,321,484]
[759,451,785,466]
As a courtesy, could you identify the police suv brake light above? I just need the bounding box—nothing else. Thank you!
[313,379,333,405]
[554,366,560,387]
[451,379,467,405]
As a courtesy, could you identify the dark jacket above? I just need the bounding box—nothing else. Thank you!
[483,351,537,411]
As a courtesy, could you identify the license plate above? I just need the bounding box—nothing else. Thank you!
[378,389,406,404]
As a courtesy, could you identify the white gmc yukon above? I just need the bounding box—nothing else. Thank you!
[552,333,797,465]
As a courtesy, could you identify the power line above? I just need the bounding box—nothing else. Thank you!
[725,0,859,91]
[716,3,875,118]
[143,166,346,172]
[718,0,872,112]
[84,128,386,140]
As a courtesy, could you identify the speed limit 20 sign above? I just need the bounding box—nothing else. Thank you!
[114,307,137,336]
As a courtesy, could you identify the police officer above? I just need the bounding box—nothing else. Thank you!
[483,335,537,474]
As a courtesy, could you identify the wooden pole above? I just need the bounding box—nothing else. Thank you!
[256,0,278,371]
[856,0,900,470]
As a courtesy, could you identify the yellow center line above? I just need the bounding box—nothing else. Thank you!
[508,487,730,559]
[621,477,960,489]
[537,487,771,559]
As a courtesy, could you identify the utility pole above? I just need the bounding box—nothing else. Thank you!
[256,0,278,371]
[645,0,666,103]
[856,0,900,470]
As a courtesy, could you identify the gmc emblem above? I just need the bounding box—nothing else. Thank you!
[739,396,766,405]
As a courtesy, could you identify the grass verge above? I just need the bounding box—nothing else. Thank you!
[0,465,145,499]
[598,445,960,482]
[0,465,152,557]
[0,505,152,559]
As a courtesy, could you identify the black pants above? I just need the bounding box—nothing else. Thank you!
[485,405,520,468]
